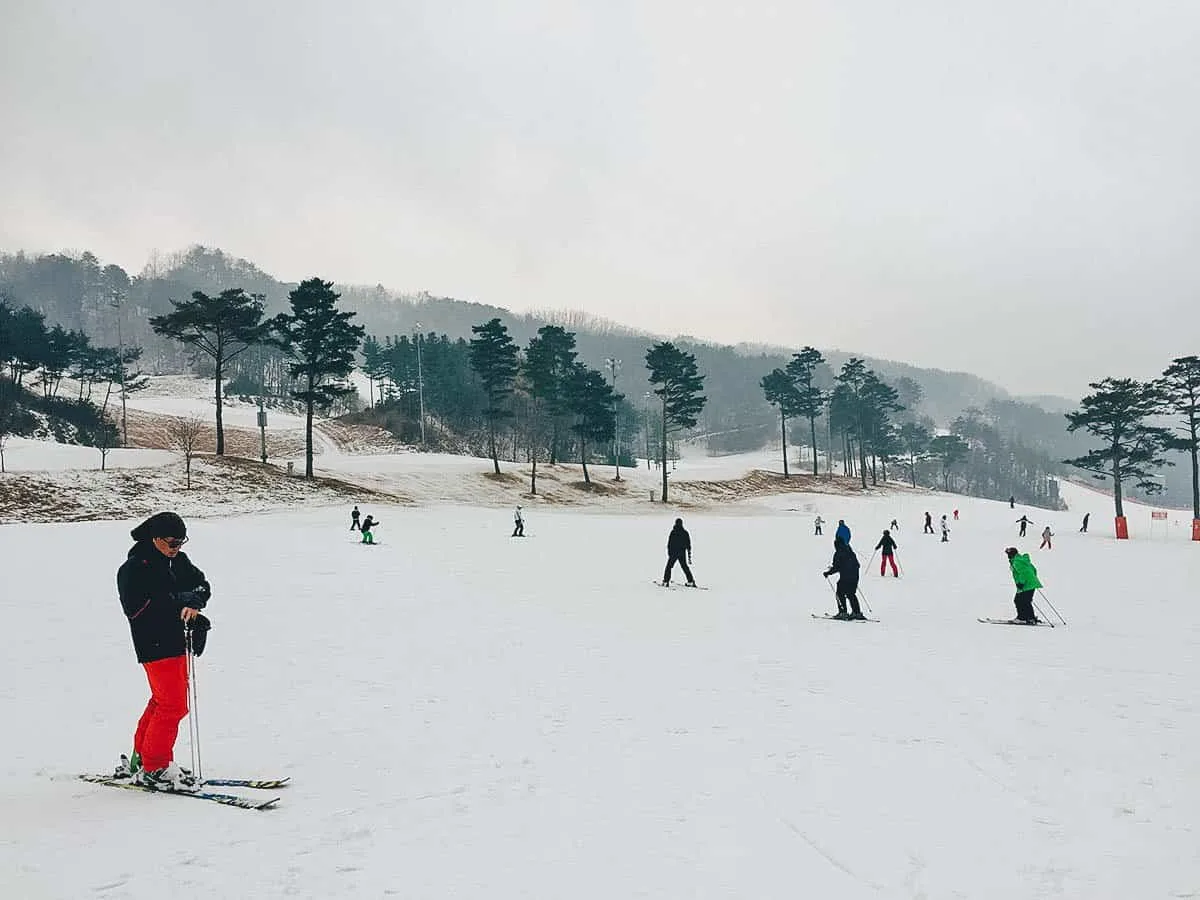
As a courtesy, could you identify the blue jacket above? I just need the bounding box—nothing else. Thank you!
[835,523,851,545]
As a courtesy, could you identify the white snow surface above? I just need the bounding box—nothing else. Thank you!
[3,483,1200,899]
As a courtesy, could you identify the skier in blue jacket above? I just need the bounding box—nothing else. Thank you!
[835,520,851,545]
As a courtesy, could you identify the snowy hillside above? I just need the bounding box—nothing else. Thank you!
[2,478,1199,898]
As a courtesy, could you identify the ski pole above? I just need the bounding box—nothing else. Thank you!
[1037,589,1067,625]
[866,549,878,572]
[186,627,203,780]
[856,585,874,617]
[894,553,905,577]
[1031,599,1056,628]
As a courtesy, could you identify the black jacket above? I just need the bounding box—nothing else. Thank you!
[875,534,897,554]
[667,524,691,556]
[361,516,378,531]
[117,543,211,664]
[824,543,860,580]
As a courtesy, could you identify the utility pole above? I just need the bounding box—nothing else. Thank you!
[414,322,425,445]
[605,357,621,480]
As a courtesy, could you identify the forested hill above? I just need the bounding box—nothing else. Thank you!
[0,245,1060,420]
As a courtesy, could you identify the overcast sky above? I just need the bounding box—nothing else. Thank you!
[3,1,1199,397]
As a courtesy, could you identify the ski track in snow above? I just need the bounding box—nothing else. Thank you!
[2,443,1200,896]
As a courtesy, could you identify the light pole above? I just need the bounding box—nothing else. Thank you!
[605,357,621,481]
[257,344,268,464]
[414,323,425,445]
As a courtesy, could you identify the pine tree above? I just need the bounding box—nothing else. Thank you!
[836,359,871,488]
[898,422,932,488]
[645,342,706,502]
[566,363,618,485]
[272,278,365,478]
[1159,356,1200,521]
[468,318,519,474]
[785,347,826,475]
[928,434,969,491]
[1064,378,1172,520]
[522,325,578,494]
[150,288,272,455]
[760,368,802,477]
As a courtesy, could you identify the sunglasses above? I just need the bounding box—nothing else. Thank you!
[162,537,188,549]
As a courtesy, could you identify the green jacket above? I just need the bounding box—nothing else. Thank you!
[1009,553,1042,591]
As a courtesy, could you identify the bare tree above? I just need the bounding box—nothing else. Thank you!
[167,416,208,489]
[0,431,8,474]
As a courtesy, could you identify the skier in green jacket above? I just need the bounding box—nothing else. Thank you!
[1004,547,1042,623]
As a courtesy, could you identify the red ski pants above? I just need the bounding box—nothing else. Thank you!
[880,554,898,576]
[134,655,189,772]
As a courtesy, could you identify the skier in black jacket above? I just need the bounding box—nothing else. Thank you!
[875,530,899,577]
[823,537,863,619]
[115,512,211,792]
[662,518,696,587]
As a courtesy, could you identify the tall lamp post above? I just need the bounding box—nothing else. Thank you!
[414,322,425,445]
[605,357,621,481]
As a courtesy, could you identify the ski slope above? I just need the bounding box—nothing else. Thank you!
[2,485,1199,899]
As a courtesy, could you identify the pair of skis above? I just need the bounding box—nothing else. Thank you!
[79,772,288,811]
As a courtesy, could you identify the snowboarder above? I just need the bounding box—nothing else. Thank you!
[1017,515,1032,538]
[835,519,851,545]
[662,518,696,587]
[350,505,360,532]
[1009,495,1016,509]
[360,515,379,544]
[875,530,899,577]
[941,516,950,543]
[115,512,210,792]
[823,537,864,620]
[813,515,825,536]
[512,505,525,537]
[923,512,934,534]
[1079,513,1089,533]
[1004,547,1041,624]
[1040,526,1053,549]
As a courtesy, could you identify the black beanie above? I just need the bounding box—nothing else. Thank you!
[131,512,187,542]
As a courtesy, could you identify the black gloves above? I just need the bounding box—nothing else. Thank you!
[186,613,211,656]
[176,586,210,609]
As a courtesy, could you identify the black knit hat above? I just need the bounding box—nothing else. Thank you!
[131,512,188,542]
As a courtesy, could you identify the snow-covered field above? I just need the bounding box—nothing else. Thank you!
[3,482,1199,898]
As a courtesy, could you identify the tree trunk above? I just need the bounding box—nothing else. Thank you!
[780,412,789,478]
[909,452,917,488]
[531,452,538,495]
[810,416,818,475]
[186,454,192,489]
[489,418,500,474]
[661,398,669,503]
[305,397,315,478]
[1190,419,1199,520]
[581,437,590,484]
[214,352,225,456]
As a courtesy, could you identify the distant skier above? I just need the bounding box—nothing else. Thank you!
[662,518,696,587]
[813,515,825,536]
[1039,526,1053,550]
[1079,513,1090,533]
[115,511,210,792]
[1016,515,1033,538]
[953,509,959,521]
[890,518,900,531]
[350,505,360,532]
[875,530,899,577]
[1009,496,1016,509]
[1004,547,1041,624]
[823,537,864,620]
[923,512,934,534]
[512,505,525,538]
[360,515,379,545]
[941,516,950,543]
[835,519,851,545]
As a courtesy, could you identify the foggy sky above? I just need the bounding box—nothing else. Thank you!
[3,1,1200,398]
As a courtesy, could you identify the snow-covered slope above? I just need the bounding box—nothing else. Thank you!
[2,486,1198,898]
